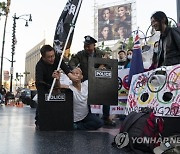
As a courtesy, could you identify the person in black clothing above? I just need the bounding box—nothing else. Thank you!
[151,11,180,67]
[118,50,127,69]
[0,85,6,104]
[150,11,180,137]
[35,45,78,128]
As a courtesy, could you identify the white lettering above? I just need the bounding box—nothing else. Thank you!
[95,70,112,78]
[176,137,180,144]
[170,137,177,144]
[136,137,143,144]
[69,4,76,15]
[45,94,66,101]
[143,137,150,144]
[64,1,71,11]
[131,137,137,144]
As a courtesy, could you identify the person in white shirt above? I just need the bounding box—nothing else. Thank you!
[59,68,104,130]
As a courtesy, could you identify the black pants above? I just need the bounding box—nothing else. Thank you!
[102,105,110,120]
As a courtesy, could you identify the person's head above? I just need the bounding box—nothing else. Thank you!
[101,25,110,39]
[103,52,111,59]
[102,8,111,21]
[40,45,55,65]
[83,35,97,54]
[151,11,168,33]
[127,49,133,60]
[117,6,127,18]
[71,68,83,83]
[118,50,126,61]
[117,25,127,39]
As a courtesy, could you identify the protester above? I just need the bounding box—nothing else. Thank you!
[151,11,180,67]
[124,49,133,68]
[150,11,180,137]
[0,85,6,104]
[118,50,127,69]
[69,35,116,126]
[59,68,104,130]
[35,45,78,129]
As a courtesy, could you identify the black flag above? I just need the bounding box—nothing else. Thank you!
[48,0,83,101]
[53,0,83,54]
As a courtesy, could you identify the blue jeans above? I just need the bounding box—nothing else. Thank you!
[74,113,104,130]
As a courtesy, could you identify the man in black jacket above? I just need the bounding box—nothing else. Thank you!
[151,11,180,67]
[151,11,180,137]
[69,36,116,126]
[35,45,78,128]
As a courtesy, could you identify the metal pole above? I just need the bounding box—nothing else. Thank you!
[10,14,16,92]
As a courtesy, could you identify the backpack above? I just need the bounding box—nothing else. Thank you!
[112,107,164,154]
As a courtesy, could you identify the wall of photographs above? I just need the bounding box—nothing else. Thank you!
[98,3,132,42]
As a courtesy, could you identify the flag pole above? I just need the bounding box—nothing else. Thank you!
[47,0,83,101]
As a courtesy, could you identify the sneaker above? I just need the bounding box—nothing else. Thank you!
[104,119,116,127]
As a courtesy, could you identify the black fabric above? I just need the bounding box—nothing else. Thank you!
[162,117,180,137]
[35,54,70,93]
[53,0,82,53]
[118,61,127,66]
[157,27,180,67]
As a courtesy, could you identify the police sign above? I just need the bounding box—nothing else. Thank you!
[45,93,66,101]
[95,70,112,78]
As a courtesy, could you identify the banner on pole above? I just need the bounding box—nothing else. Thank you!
[53,0,83,54]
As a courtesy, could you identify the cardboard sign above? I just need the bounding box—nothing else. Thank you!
[126,64,180,117]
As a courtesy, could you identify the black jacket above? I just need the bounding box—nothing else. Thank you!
[35,55,71,103]
[157,27,180,67]
[69,49,104,81]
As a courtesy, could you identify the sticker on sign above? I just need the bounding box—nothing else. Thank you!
[95,70,112,78]
[45,93,66,101]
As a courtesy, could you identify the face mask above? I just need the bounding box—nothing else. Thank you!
[153,47,158,53]
[127,55,132,60]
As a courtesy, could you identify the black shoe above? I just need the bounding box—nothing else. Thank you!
[104,119,116,127]
[35,124,40,130]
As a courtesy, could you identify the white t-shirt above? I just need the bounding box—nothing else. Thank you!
[68,80,89,122]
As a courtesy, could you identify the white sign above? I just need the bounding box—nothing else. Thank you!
[126,64,180,117]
